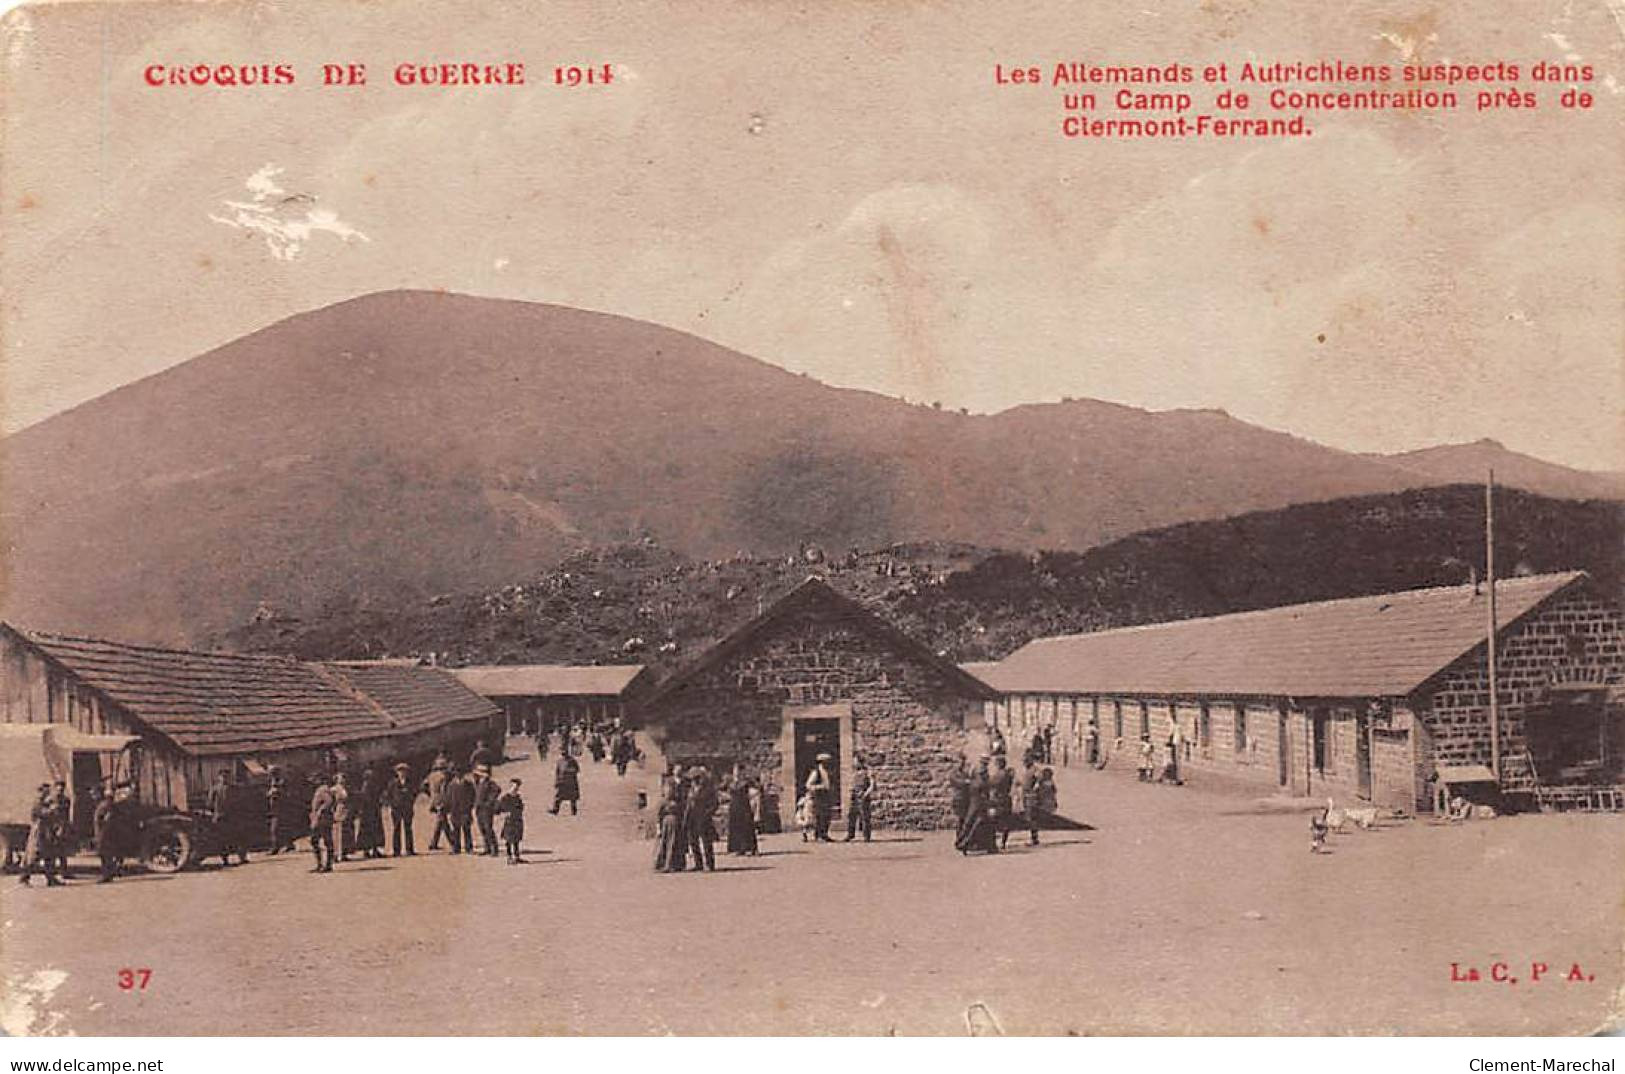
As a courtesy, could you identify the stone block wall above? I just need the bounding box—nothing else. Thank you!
[1421,590,1623,773]
[642,610,975,830]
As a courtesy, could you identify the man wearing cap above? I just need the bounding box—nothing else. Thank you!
[472,764,502,856]
[307,773,337,873]
[47,780,72,878]
[382,762,418,857]
[806,754,834,843]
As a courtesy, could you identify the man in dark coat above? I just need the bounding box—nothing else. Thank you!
[207,771,249,867]
[265,767,290,855]
[948,758,972,827]
[47,781,71,878]
[93,781,126,883]
[469,739,494,771]
[550,752,581,815]
[989,756,1015,850]
[683,767,718,872]
[442,767,475,854]
[382,762,417,856]
[472,766,501,856]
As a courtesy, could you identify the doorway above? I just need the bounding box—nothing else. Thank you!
[1311,708,1329,777]
[793,717,842,808]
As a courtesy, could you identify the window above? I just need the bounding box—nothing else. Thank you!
[1199,702,1211,749]
[1113,700,1124,739]
[1138,701,1150,739]
[1235,703,1248,753]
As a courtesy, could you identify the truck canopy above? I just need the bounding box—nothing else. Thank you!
[0,724,140,825]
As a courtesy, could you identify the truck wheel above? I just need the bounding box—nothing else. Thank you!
[143,825,194,874]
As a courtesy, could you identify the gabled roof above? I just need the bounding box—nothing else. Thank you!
[641,577,998,708]
[17,628,390,756]
[322,662,500,734]
[8,627,500,757]
[450,664,648,699]
[984,571,1589,700]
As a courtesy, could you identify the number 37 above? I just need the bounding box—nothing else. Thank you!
[117,968,152,991]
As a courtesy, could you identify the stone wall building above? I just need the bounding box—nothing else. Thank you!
[979,572,1623,812]
[635,578,997,830]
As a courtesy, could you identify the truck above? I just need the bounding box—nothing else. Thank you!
[0,723,213,874]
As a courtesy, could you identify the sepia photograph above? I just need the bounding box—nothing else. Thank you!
[0,0,1621,1053]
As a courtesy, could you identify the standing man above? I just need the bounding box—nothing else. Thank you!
[495,778,526,864]
[949,757,973,829]
[47,780,72,879]
[332,772,354,862]
[683,767,718,872]
[422,756,451,851]
[473,765,501,856]
[551,749,581,815]
[843,757,875,842]
[18,784,62,887]
[93,780,125,883]
[308,773,336,874]
[469,739,494,772]
[442,766,475,855]
[383,762,417,857]
[265,767,289,855]
[989,755,1015,850]
[208,770,249,867]
[806,753,834,843]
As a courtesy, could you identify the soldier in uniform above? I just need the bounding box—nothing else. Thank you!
[307,773,337,873]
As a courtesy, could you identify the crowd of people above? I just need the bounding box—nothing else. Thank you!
[15,718,1081,887]
[951,749,1060,855]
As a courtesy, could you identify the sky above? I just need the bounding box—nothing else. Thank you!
[2,0,1621,470]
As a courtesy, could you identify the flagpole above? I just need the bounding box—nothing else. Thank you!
[1487,469,1501,780]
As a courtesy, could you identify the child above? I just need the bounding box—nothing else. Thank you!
[1138,737,1155,782]
[495,778,525,864]
[794,793,814,841]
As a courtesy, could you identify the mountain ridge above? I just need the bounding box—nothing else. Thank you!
[3,289,1616,644]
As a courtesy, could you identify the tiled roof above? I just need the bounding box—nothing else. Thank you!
[324,662,499,733]
[22,632,390,756]
[14,631,501,757]
[450,664,647,698]
[985,572,1587,700]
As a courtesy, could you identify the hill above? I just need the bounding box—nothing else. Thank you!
[4,290,1617,643]
[221,486,1622,672]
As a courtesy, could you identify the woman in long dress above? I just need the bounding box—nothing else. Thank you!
[725,766,759,856]
[654,776,688,873]
[954,762,998,855]
[358,768,386,859]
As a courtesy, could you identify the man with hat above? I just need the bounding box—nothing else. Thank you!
[806,753,835,843]
[472,763,502,856]
[422,754,451,851]
[382,762,418,857]
[683,766,718,872]
[93,778,128,883]
[551,748,581,816]
[18,783,62,886]
[843,755,875,843]
[307,772,337,873]
[47,780,72,878]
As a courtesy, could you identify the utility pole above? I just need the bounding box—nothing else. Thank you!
[1487,469,1501,780]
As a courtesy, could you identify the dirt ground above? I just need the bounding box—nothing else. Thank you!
[2,738,1621,1036]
